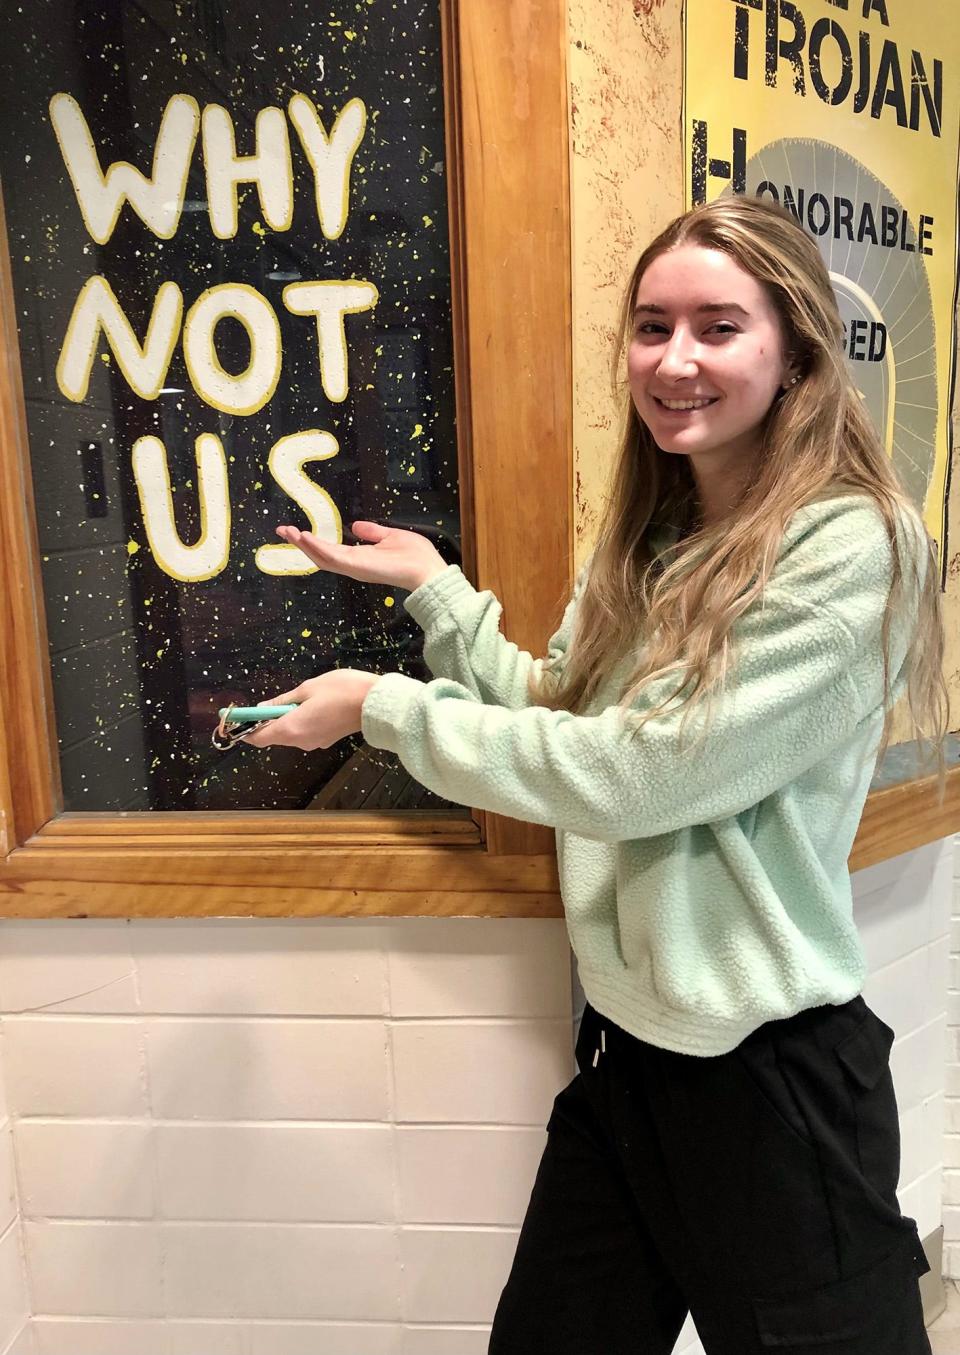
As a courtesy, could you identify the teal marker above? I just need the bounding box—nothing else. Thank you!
[219,705,298,722]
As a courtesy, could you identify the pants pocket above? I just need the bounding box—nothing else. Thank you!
[733,1034,815,1152]
[833,1010,900,1200]
[751,1238,926,1349]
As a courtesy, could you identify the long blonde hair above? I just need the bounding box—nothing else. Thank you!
[528,195,949,790]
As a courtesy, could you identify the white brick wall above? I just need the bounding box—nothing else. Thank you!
[856,838,953,1243]
[0,842,950,1354]
[0,1031,31,1355]
[672,836,955,1355]
[942,832,960,1278]
[0,917,573,1355]
[671,838,954,1355]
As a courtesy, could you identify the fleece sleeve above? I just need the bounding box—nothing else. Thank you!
[362,499,924,842]
[399,558,590,709]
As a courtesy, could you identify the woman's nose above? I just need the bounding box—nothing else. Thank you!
[656,332,699,380]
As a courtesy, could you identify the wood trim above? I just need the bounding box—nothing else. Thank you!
[0,877,564,920]
[0,191,61,850]
[0,837,564,918]
[439,0,476,594]
[848,763,960,873]
[437,0,489,851]
[0,763,953,918]
[37,811,481,841]
[453,0,574,856]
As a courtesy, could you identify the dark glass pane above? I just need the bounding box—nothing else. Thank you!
[0,0,467,814]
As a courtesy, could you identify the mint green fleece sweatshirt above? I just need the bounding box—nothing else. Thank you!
[360,495,926,1056]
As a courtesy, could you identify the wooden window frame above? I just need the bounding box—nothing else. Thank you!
[0,0,574,918]
[0,0,956,919]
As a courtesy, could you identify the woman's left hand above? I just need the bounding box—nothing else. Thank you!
[241,669,381,751]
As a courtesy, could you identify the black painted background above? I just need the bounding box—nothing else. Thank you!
[0,0,464,812]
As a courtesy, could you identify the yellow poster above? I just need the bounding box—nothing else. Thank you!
[684,0,960,572]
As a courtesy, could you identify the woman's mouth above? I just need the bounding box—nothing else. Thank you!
[653,396,719,412]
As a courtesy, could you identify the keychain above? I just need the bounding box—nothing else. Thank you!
[212,703,298,750]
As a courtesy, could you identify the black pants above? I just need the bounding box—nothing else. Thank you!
[489,996,932,1354]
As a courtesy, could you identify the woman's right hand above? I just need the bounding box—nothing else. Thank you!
[274,520,449,593]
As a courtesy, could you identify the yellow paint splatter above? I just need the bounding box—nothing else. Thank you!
[422,216,433,228]
[252,220,266,237]
[180,52,187,64]
[100,352,110,364]
[344,29,357,39]
[384,596,395,607]
[410,424,423,439]
[144,597,153,607]
[127,539,140,555]
[254,480,263,490]
[156,648,164,659]
[407,465,416,476]
[23,255,30,262]
[301,628,312,638]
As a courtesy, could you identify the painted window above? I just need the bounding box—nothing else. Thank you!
[0,0,464,812]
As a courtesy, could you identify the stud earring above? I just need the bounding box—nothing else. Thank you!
[785,375,800,389]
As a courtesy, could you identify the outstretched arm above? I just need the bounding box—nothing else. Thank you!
[360,502,923,840]
[400,559,589,709]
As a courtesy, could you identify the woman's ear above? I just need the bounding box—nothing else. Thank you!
[780,354,802,391]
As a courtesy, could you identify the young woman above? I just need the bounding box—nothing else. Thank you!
[245,195,948,1353]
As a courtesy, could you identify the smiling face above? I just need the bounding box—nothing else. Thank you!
[627,244,795,479]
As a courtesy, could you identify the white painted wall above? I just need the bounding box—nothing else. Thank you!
[0,837,951,1354]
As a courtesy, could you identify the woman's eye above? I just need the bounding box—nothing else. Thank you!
[633,321,739,338]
